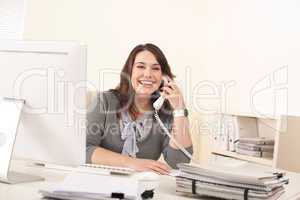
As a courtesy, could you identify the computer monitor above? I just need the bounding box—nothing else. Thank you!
[0,40,87,167]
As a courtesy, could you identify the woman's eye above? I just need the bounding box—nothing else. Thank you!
[137,65,145,69]
[152,67,160,71]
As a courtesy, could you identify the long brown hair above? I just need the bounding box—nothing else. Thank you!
[111,43,175,118]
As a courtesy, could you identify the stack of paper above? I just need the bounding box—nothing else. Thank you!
[175,163,289,200]
[236,137,274,158]
[39,168,159,200]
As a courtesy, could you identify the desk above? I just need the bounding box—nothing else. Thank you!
[1,160,300,200]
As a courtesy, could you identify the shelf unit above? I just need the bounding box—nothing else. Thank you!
[212,149,273,166]
[206,114,300,172]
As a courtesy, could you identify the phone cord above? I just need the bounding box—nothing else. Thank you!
[154,110,198,164]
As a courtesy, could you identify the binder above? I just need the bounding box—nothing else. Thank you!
[223,115,236,151]
[211,114,222,150]
[177,163,287,186]
[219,114,229,151]
[176,163,288,200]
[176,177,285,200]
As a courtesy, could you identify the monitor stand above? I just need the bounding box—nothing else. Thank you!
[0,171,44,184]
[0,97,44,184]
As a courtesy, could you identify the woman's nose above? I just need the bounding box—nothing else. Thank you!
[143,67,152,77]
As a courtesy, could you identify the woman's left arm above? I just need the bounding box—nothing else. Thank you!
[170,113,193,149]
[161,77,193,149]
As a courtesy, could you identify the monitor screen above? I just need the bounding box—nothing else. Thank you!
[0,40,87,166]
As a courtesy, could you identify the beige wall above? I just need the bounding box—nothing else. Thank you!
[23,0,208,109]
[23,0,300,161]
[0,0,25,39]
[23,0,300,116]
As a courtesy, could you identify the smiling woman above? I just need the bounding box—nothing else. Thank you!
[131,51,162,97]
[86,43,193,174]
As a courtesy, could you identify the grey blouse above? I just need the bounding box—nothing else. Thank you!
[86,91,193,169]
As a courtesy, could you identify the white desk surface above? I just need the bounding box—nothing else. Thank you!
[1,160,300,200]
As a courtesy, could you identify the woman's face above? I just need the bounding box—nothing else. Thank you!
[131,50,162,97]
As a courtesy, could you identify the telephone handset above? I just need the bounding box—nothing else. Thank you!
[152,76,196,164]
[153,95,165,110]
[153,76,168,110]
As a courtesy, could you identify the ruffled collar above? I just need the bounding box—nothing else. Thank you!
[119,110,153,157]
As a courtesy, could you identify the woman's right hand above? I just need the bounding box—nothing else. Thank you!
[126,158,171,175]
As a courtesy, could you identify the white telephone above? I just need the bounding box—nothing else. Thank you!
[152,77,196,164]
[153,77,167,110]
[153,95,165,110]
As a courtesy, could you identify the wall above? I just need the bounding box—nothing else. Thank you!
[23,0,208,106]
[23,0,300,161]
[0,0,25,39]
[23,0,300,116]
[202,0,300,117]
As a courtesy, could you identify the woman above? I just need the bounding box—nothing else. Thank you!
[86,43,193,174]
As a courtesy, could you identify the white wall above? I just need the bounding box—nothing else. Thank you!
[203,0,300,117]
[23,0,207,108]
[0,0,25,39]
[23,0,300,116]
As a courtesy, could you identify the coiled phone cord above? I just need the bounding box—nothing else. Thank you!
[154,110,198,164]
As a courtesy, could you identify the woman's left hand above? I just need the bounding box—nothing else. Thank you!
[160,76,186,110]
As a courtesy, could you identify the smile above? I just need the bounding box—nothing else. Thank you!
[138,80,155,87]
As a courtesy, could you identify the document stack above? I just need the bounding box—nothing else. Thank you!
[39,165,159,200]
[236,137,274,158]
[175,163,289,200]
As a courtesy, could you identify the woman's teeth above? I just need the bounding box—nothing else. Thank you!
[139,80,154,86]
